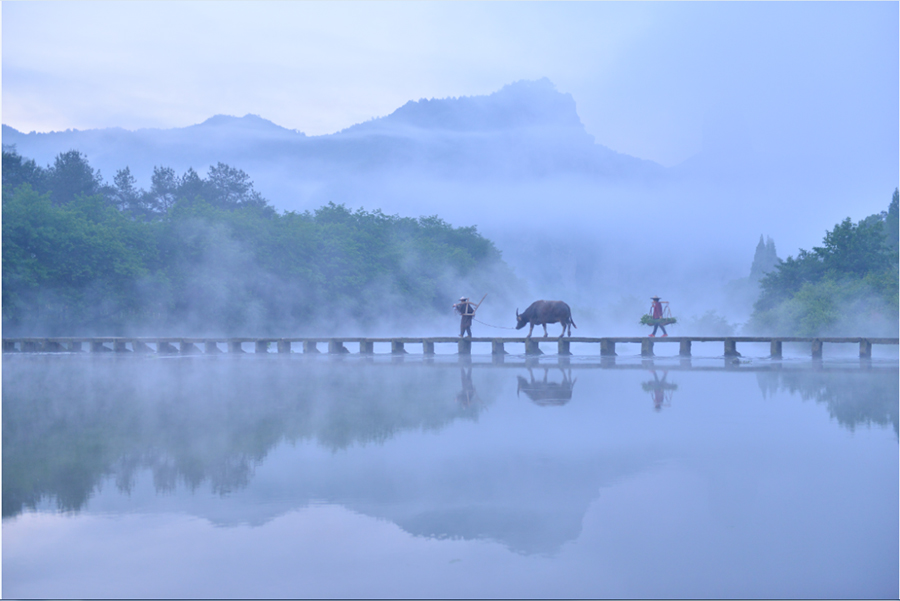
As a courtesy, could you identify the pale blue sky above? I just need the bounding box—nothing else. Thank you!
[3,1,898,167]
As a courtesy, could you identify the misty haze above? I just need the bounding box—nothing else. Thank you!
[2,2,897,599]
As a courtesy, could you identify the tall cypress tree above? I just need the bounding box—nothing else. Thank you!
[750,235,780,281]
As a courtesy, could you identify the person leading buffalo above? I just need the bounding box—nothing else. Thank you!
[453,297,476,338]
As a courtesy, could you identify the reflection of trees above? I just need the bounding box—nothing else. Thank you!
[756,369,899,436]
[516,367,576,406]
[641,370,677,412]
[2,357,493,518]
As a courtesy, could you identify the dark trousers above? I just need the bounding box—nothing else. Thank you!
[460,315,473,337]
[651,321,667,336]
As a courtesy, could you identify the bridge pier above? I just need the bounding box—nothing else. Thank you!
[329,340,349,354]
[255,341,269,353]
[277,340,291,353]
[391,340,406,355]
[492,340,506,355]
[203,341,220,353]
[68,341,83,352]
[302,341,318,353]
[724,339,741,357]
[42,340,64,352]
[114,340,130,353]
[181,341,201,354]
[525,338,542,355]
[641,339,654,357]
[91,341,111,353]
[458,339,471,355]
[770,340,783,359]
[359,340,374,354]
[228,340,244,353]
[812,339,823,359]
[859,339,872,359]
[679,340,692,357]
[558,339,571,356]
[132,340,151,353]
[423,340,435,355]
[600,339,617,356]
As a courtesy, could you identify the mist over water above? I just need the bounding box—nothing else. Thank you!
[3,4,898,597]
[6,80,896,338]
[3,353,897,598]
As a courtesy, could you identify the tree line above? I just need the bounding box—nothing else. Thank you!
[749,189,898,336]
[2,146,519,335]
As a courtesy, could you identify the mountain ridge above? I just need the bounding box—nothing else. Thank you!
[2,79,665,211]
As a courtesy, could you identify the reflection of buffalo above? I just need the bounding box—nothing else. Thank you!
[517,368,577,406]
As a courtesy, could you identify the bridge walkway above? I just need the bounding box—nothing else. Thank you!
[3,336,897,359]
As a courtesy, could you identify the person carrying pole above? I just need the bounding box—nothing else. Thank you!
[649,296,669,337]
[453,294,485,338]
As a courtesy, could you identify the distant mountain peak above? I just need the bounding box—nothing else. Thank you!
[197,113,265,126]
[495,76,558,95]
[343,78,586,135]
[193,113,303,135]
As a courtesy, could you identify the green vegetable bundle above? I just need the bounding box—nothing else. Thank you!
[640,314,677,327]
[641,381,679,392]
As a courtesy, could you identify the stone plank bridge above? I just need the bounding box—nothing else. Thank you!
[3,336,898,358]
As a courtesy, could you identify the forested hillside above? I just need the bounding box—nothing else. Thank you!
[2,147,519,336]
[749,189,899,336]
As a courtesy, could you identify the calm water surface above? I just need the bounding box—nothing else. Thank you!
[3,350,898,598]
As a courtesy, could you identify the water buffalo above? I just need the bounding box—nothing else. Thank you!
[515,300,577,339]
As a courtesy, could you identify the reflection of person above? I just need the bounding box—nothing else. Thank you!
[642,369,675,412]
[456,366,478,407]
[652,384,665,412]
[453,297,476,338]
[649,296,668,337]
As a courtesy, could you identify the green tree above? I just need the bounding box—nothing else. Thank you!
[2,145,45,196]
[205,162,268,209]
[749,234,780,281]
[112,167,140,213]
[2,185,154,333]
[750,189,899,336]
[885,187,899,253]
[147,165,178,215]
[814,217,889,277]
[45,150,105,206]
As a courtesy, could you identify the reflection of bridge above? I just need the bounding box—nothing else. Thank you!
[3,336,898,358]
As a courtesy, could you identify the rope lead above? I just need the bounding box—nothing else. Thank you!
[472,317,517,330]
